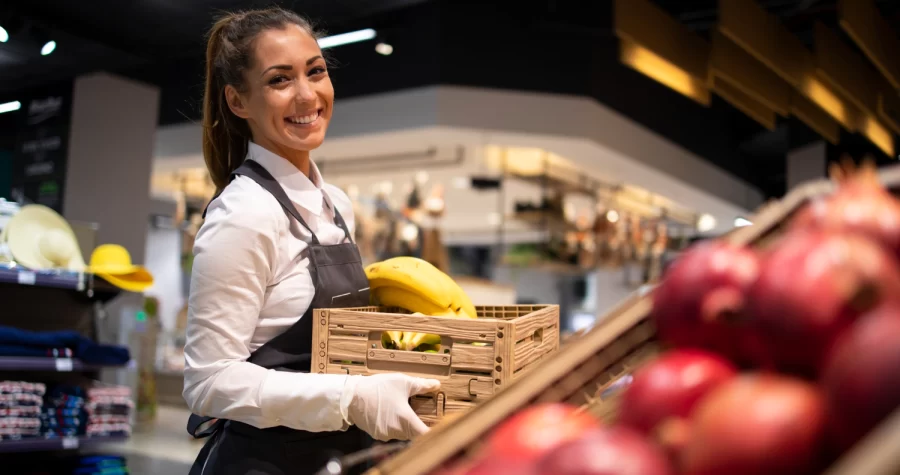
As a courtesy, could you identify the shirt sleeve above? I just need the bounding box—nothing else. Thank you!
[182,183,352,432]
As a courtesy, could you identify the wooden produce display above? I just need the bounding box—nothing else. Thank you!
[368,163,900,475]
[311,305,560,426]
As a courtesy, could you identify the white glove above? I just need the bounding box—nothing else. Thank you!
[340,373,441,441]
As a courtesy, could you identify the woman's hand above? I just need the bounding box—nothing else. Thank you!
[341,373,441,441]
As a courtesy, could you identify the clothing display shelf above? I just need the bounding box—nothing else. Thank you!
[0,435,129,454]
[0,262,132,456]
[0,264,122,302]
[0,356,131,372]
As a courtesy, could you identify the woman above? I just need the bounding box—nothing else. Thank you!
[183,8,441,475]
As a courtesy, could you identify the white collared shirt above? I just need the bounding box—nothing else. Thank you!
[183,142,356,432]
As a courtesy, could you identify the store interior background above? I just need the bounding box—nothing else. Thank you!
[1,0,899,472]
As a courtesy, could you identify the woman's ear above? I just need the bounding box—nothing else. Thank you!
[224,85,250,119]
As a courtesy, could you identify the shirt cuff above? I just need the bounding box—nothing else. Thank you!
[258,370,349,432]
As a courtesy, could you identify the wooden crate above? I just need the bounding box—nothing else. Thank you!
[310,305,560,426]
[369,163,900,475]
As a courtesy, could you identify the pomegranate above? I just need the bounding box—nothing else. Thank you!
[484,403,600,463]
[746,229,900,376]
[461,456,535,475]
[681,373,827,475]
[822,302,900,452]
[537,427,675,475]
[651,241,763,365]
[617,349,737,457]
[792,159,900,258]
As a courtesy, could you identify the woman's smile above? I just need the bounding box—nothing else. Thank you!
[284,109,322,128]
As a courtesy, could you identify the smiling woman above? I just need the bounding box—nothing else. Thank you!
[184,7,440,475]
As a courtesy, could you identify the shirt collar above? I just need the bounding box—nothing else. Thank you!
[246,141,327,216]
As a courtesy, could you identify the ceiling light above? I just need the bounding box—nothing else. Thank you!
[734,217,753,227]
[0,101,21,114]
[41,40,56,56]
[697,213,717,233]
[0,26,8,43]
[606,209,619,223]
[375,42,393,56]
[415,170,429,185]
[318,29,376,49]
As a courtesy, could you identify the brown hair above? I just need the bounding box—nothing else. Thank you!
[202,7,323,192]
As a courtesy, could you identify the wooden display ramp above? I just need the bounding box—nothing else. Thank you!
[367,163,900,475]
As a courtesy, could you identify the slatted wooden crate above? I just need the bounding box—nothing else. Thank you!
[368,164,900,475]
[310,305,560,426]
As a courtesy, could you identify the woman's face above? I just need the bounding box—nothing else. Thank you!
[226,24,333,157]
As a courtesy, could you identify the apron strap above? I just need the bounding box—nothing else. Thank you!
[234,160,320,245]
[323,191,354,244]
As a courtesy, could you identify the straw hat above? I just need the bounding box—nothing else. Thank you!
[86,244,154,292]
[5,204,86,271]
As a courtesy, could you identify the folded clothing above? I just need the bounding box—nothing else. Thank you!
[0,381,46,396]
[0,427,41,440]
[0,326,130,365]
[0,417,42,429]
[85,387,133,438]
[0,393,43,406]
[85,422,131,438]
[42,385,87,437]
[0,406,41,417]
[86,386,130,398]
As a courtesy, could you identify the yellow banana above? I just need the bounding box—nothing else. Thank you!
[374,288,450,351]
[371,292,405,348]
[374,286,458,318]
[366,256,479,351]
[365,257,478,319]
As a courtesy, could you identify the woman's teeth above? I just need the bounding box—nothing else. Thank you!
[287,113,318,124]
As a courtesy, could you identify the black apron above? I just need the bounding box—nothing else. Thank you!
[187,160,374,475]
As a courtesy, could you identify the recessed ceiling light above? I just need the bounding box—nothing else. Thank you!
[375,42,393,55]
[41,41,56,56]
[0,101,21,114]
[317,29,376,49]
[0,26,8,43]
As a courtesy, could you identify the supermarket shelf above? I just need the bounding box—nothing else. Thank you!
[0,357,132,372]
[0,435,129,454]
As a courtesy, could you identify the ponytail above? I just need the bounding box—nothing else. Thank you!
[200,8,321,193]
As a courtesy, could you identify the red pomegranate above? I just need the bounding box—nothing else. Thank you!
[746,229,900,375]
[484,403,600,464]
[651,241,762,365]
[792,160,900,258]
[537,426,675,475]
[617,349,737,457]
[681,374,827,475]
[822,301,900,452]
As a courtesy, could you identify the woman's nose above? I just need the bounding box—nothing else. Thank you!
[295,80,316,102]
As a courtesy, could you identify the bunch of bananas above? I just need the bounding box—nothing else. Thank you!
[365,256,477,352]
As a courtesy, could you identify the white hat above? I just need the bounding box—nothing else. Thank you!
[5,205,86,271]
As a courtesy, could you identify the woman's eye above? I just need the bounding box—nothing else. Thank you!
[268,75,289,85]
[309,66,327,76]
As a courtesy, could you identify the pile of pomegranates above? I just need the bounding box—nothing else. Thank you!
[427,162,900,475]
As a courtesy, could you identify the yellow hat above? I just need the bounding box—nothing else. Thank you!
[5,204,86,271]
[87,244,154,292]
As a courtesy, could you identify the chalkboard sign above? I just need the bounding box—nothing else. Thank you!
[11,82,74,214]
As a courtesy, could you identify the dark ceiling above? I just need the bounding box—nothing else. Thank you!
[1,0,899,201]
